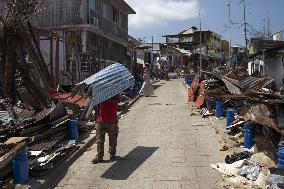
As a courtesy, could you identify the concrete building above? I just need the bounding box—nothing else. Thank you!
[163,26,225,70]
[160,44,183,67]
[221,40,230,64]
[231,44,246,67]
[127,35,141,73]
[163,26,223,58]
[34,0,135,85]
[136,46,153,67]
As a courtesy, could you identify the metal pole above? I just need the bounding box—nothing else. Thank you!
[152,36,154,68]
[199,10,202,76]
[228,0,231,67]
[243,0,248,65]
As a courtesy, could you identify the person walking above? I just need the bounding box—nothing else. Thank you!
[92,95,120,164]
[139,68,154,97]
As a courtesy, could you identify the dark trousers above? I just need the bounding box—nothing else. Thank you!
[96,123,119,159]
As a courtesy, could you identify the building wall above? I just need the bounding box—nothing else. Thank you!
[35,0,134,85]
[35,0,88,27]
[89,0,129,40]
[265,55,284,89]
[35,0,130,41]
[221,40,229,58]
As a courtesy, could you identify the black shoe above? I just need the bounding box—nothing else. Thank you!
[110,155,116,160]
[91,158,103,164]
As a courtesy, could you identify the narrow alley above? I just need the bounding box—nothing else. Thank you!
[55,79,224,189]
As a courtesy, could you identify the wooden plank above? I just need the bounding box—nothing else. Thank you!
[4,137,27,145]
[76,54,80,82]
[55,37,60,86]
[26,22,54,87]
[50,37,54,78]
[4,31,17,104]
[21,31,51,90]
[16,46,51,108]
[0,34,6,95]
[0,142,26,171]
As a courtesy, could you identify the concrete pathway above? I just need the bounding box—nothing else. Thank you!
[55,79,224,189]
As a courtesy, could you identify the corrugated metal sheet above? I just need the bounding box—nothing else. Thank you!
[78,63,135,105]
[221,75,274,94]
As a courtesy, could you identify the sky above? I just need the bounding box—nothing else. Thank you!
[125,0,284,46]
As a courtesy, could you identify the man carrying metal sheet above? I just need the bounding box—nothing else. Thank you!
[92,95,120,164]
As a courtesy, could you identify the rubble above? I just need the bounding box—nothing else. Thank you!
[186,63,284,188]
[0,0,94,184]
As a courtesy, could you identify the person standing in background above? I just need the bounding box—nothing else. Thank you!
[139,68,154,97]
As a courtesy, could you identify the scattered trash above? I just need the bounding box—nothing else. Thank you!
[266,174,284,187]
[225,151,252,164]
[239,161,261,181]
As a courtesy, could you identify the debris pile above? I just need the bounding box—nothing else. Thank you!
[0,0,91,184]
[187,66,284,188]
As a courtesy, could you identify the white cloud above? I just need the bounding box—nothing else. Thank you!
[125,0,200,29]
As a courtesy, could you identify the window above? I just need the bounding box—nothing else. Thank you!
[120,13,127,30]
[102,3,108,18]
[112,6,118,23]
[90,0,96,11]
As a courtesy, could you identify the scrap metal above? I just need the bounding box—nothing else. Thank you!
[75,63,135,106]
[0,0,91,182]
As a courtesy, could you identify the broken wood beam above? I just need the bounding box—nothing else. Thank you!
[50,37,54,78]
[55,37,60,86]
[4,31,17,104]
[26,22,54,87]
[0,142,26,179]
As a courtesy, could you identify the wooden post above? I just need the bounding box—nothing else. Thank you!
[71,47,75,85]
[55,37,60,86]
[4,32,17,104]
[50,37,54,78]
[76,54,81,82]
[26,22,53,87]
[0,34,7,94]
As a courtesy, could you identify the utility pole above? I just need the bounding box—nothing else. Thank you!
[199,10,202,76]
[243,0,248,65]
[228,0,232,67]
[151,36,154,69]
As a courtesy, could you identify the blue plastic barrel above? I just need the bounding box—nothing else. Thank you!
[186,78,193,86]
[13,147,29,184]
[277,147,284,168]
[226,108,236,128]
[69,119,79,141]
[244,123,254,149]
[215,101,223,118]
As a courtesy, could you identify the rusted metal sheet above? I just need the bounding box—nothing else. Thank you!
[48,89,87,108]
[195,95,205,109]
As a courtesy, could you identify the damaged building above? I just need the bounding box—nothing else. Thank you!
[163,26,228,71]
[249,37,284,90]
[34,0,136,86]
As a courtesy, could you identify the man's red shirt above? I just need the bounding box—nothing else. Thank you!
[96,95,120,124]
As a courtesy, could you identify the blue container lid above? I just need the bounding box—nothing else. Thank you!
[227,108,236,113]
[216,101,223,105]
[244,123,253,128]
[278,148,284,156]
[69,119,78,126]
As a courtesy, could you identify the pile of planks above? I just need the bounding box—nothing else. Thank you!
[202,68,284,138]
[0,0,89,182]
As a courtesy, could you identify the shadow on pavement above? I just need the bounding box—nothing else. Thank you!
[101,146,159,180]
[153,84,162,90]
